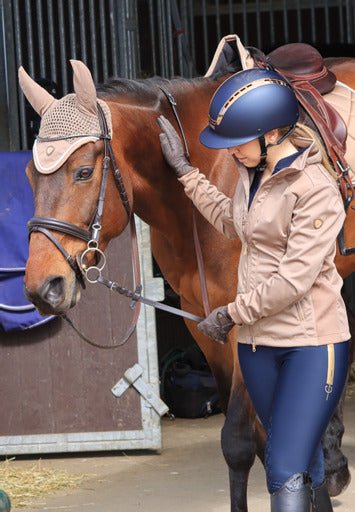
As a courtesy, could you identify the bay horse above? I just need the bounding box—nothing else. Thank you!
[20,55,355,511]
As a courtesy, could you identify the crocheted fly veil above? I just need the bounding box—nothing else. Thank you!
[18,60,112,174]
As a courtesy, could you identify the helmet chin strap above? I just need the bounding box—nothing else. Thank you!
[255,135,268,172]
[254,124,296,172]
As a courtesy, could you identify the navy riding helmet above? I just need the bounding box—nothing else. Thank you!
[200,68,299,149]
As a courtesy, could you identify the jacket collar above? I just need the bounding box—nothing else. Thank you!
[236,137,322,191]
[289,137,322,170]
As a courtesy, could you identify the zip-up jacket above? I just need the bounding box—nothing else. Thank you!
[179,138,350,348]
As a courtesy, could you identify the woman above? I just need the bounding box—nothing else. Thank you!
[157,68,350,512]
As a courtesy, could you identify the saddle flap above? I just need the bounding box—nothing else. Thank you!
[268,43,337,95]
[294,80,347,153]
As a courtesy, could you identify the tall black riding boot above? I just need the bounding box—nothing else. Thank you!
[311,481,333,512]
[271,473,311,512]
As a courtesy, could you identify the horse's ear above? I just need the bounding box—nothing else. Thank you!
[70,59,98,115]
[18,66,57,116]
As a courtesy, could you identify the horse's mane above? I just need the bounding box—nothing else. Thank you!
[96,66,237,103]
[96,76,208,103]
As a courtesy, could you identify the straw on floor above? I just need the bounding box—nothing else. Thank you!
[0,458,87,508]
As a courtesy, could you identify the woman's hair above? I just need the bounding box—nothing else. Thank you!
[280,123,338,179]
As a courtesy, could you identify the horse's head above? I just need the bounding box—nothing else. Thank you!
[19,61,133,315]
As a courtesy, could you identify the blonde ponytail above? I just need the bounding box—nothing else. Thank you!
[288,123,339,180]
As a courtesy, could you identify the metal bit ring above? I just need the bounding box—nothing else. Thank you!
[80,247,106,283]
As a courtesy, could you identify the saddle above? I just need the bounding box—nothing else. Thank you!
[268,43,336,95]
[267,43,347,153]
[206,35,352,204]
[266,43,351,201]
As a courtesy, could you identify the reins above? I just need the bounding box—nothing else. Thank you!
[160,86,211,317]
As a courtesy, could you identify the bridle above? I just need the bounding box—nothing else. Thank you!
[28,104,133,288]
[27,103,145,347]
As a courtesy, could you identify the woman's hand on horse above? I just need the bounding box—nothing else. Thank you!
[157,115,194,177]
[197,305,235,344]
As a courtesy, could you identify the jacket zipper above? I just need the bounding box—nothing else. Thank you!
[241,163,307,355]
[242,214,256,351]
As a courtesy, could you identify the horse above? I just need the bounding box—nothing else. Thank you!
[19,54,355,512]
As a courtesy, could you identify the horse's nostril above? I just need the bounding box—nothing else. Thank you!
[40,276,65,308]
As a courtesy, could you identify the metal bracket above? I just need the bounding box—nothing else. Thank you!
[112,364,169,417]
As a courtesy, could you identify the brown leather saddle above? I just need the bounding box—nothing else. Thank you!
[267,43,347,151]
[251,43,352,204]
[207,37,353,209]
[268,43,336,95]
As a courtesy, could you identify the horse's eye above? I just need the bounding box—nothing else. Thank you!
[74,167,94,181]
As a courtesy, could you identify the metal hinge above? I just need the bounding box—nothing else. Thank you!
[111,363,169,417]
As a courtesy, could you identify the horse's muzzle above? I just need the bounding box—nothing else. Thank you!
[25,274,80,315]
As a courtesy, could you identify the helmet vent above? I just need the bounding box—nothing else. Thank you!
[211,77,290,127]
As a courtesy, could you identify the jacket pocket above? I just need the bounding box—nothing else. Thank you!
[295,301,305,322]
[253,303,306,339]
[295,296,317,337]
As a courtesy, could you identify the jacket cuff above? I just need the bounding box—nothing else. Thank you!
[227,302,243,326]
[177,167,200,183]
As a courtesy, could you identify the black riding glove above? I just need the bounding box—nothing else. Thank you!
[157,115,195,177]
[197,305,235,344]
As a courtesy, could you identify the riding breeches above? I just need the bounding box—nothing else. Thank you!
[238,341,350,494]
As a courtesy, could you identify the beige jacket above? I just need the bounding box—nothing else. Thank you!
[179,139,350,349]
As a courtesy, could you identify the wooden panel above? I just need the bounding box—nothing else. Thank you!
[0,228,142,436]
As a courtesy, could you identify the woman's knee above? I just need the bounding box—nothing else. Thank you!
[265,437,324,493]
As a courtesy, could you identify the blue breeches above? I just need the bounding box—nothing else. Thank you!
[238,341,350,493]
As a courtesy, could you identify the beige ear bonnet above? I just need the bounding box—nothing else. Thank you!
[18,60,112,174]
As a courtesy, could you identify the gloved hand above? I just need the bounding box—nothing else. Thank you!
[197,305,235,344]
[157,115,195,177]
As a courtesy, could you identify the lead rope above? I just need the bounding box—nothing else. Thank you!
[63,214,141,348]
[160,87,211,316]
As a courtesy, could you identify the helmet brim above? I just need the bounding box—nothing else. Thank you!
[199,126,257,149]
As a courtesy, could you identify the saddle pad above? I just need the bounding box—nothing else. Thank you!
[0,151,53,331]
[324,82,355,180]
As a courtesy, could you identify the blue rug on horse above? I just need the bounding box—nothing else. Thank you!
[0,151,54,331]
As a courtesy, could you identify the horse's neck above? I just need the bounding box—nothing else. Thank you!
[108,75,239,299]
[118,77,225,247]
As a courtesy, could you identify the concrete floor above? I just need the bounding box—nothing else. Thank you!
[11,392,355,511]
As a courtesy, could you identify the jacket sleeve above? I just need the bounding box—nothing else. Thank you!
[178,168,238,239]
[228,183,345,325]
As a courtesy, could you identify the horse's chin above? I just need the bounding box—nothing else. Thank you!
[70,285,82,309]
